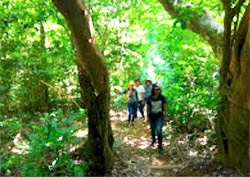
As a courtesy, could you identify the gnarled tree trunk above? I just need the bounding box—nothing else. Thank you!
[159,0,249,171]
[52,0,113,175]
[216,2,249,171]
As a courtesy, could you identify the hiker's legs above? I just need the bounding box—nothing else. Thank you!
[134,102,138,119]
[155,117,164,149]
[138,100,145,118]
[131,103,137,123]
[128,103,133,123]
[150,119,156,144]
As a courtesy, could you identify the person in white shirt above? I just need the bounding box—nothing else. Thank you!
[134,79,145,119]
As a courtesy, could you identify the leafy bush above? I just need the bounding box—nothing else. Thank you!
[0,109,89,176]
[21,109,87,177]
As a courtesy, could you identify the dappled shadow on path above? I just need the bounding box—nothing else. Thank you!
[109,109,244,177]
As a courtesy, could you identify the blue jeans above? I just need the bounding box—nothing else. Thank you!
[128,102,136,123]
[150,115,164,146]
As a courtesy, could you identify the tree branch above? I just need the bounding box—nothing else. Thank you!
[159,0,224,59]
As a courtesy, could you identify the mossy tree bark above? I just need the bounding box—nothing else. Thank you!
[52,0,113,175]
[159,0,249,171]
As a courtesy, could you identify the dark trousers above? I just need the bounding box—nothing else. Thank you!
[135,100,145,118]
[150,116,164,146]
[128,102,136,123]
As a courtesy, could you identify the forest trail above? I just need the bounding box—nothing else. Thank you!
[109,110,242,177]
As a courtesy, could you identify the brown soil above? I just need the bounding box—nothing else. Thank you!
[109,110,246,177]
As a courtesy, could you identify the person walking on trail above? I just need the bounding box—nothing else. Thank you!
[144,79,153,103]
[134,79,145,119]
[146,84,167,152]
[126,82,138,125]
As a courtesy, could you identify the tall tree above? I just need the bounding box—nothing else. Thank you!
[159,0,249,171]
[52,0,113,175]
[217,1,249,171]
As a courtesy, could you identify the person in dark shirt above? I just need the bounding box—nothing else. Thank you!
[146,84,167,151]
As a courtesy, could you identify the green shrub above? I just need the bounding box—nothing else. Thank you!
[20,109,88,176]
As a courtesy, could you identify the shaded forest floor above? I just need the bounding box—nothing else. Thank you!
[109,110,245,177]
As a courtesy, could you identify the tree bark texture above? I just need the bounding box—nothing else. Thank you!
[216,2,249,171]
[52,0,113,175]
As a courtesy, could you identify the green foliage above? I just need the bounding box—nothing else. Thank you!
[154,28,219,131]
[0,0,224,174]
[1,110,88,176]
[0,0,76,113]
[95,0,219,133]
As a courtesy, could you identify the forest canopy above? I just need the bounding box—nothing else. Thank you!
[0,0,249,176]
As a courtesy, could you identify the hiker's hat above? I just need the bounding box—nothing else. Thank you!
[128,81,134,86]
[153,83,161,89]
[145,79,152,84]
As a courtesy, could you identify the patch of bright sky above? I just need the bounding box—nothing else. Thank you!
[101,5,114,14]
[121,29,148,43]
[106,18,119,27]
[107,17,130,28]
[26,20,62,47]
[26,29,38,43]
[145,44,167,84]
[44,21,63,48]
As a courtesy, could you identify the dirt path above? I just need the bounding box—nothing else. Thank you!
[109,110,244,177]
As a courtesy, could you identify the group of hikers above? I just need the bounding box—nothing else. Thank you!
[125,79,167,151]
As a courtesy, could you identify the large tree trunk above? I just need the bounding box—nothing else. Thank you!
[159,0,249,171]
[216,2,249,171]
[52,0,113,175]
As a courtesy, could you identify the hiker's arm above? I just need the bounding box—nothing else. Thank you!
[162,95,167,122]
[146,104,150,122]
[163,103,168,122]
[141,92,145,104]
[146,104,149,115]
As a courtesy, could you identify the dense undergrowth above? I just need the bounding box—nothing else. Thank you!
[0,109,89,176]
[0,101,219,177]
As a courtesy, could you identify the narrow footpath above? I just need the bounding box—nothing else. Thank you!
[109,110,243,177]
